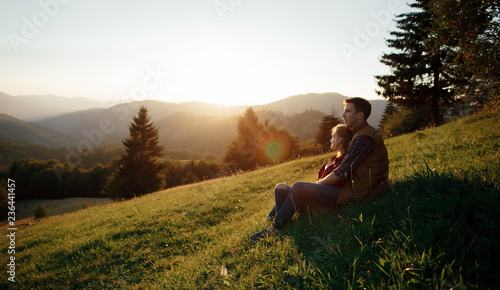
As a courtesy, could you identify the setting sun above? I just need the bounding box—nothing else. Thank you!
[0,1,406,105]
[167,32,273,106]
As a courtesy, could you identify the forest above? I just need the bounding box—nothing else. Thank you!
[0,106,330,201]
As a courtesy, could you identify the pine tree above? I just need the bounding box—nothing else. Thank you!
[237,107,262,142]
[223,107,262,172]
[429,0,500,108]
[108,106,165,199]
[379,102,398,128]
[378,102,398,138]
[223,107,298,172]
[375,0,460,126]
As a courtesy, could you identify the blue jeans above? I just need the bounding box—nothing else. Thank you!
[267,182,342,229]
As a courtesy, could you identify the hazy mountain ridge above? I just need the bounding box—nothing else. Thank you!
[155,109,327,155]
[254,93,386,128]
[1,92,387,156]
[254,93,345,115]
[156,112,238,155]
[0,91,118,121]
[0,113,78,147]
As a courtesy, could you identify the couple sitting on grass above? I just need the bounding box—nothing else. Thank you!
[250,97,391,242]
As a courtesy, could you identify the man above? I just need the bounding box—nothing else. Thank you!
[316,97,390,203]
[249,97,390,242]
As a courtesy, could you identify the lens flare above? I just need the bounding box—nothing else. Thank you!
[256,132,291,164]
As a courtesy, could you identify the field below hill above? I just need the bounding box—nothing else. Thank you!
[1,111,499,289]
[0,198,111,231]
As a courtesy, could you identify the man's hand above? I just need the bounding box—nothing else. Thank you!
[316,171,342,186]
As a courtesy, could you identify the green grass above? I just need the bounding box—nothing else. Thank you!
[1,111,499,289]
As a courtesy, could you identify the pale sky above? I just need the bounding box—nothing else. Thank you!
[0,0,412,106]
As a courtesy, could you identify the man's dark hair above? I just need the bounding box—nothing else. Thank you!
[344,97,371,120]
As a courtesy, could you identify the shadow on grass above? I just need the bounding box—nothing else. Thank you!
[284,167,500,289]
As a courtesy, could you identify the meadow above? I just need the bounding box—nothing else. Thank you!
[1,110,499,289]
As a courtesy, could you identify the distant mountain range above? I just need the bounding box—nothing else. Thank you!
[0,92,387,156]
[0,91,118,121]
[0,113,78,147]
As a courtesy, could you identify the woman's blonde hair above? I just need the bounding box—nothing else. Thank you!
[332,124,353,149]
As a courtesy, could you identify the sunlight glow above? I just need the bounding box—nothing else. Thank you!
[256,132,291,164]
[164,31,281,106]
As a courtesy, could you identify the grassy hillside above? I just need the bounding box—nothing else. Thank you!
[1,111,499,289]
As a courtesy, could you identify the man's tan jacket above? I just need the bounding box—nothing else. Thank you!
[338,120,390,204]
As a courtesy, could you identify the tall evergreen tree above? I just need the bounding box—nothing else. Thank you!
[107,106,164,199]
[223,107,298,172]
[429,0,500,107]
[378,101,398,138]
[236,107,262,142]
[375,0,460,126]
[223,107,262,172]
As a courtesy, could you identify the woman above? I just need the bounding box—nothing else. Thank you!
[249,124,353,242]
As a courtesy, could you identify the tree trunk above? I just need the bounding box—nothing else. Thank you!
[432,65,441,126]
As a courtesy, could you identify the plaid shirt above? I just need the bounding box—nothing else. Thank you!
[317,153,347,186]
[333,136,375,180]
